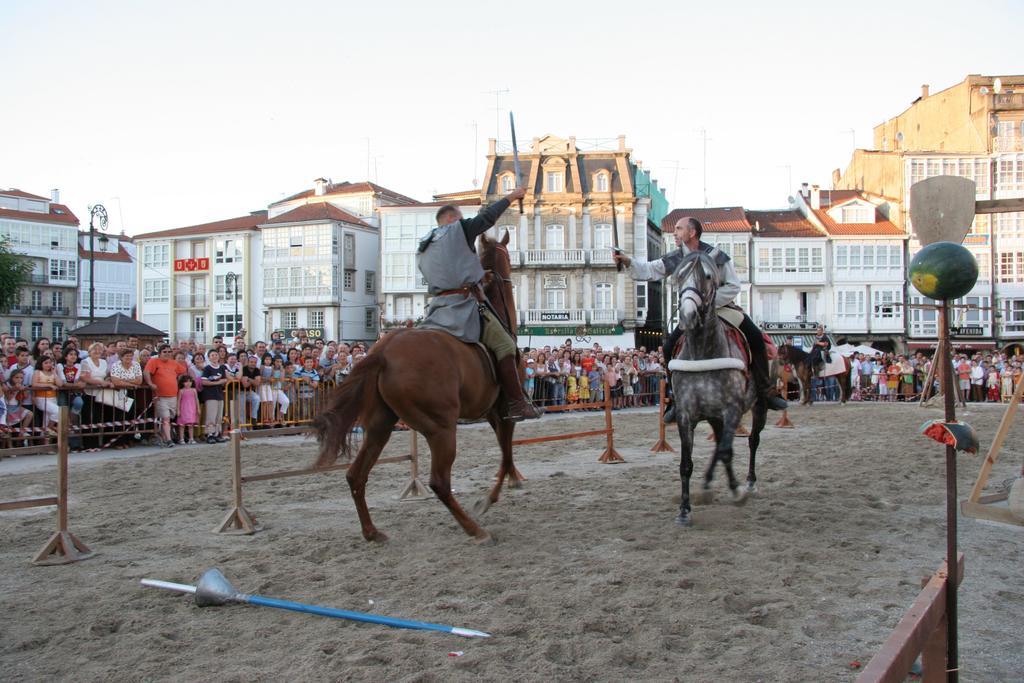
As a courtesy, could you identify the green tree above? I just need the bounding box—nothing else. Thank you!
[0,237,34,312]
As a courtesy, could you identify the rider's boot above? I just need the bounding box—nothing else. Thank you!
[752,349,788,411]
[497,355,544,421]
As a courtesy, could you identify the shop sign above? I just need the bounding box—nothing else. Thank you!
[173,257,210,272]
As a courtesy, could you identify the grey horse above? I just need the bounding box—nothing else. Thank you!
[668,251,768,526]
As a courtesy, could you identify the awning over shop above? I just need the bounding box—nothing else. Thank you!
[907,340,998,350]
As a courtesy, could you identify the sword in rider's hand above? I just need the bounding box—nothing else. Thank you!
[509,111,524,215]
[610,167,624,272]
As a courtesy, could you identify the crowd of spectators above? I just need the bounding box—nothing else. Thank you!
[844,350,1024,403]
[4,328,1022,453]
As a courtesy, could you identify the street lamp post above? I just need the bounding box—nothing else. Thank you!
[88,205,109,324]
[225,271,240,339]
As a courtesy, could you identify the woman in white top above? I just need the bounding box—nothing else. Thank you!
[79,342,113,451]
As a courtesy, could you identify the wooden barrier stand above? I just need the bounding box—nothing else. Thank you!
[510,381,623,465]
[0,407,94,565]
[215,427,427,535]
[650,377,675,454]
[960,375,1024,526]
[857,554,964,682]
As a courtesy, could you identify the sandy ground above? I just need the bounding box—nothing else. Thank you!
[1,402,1023,682]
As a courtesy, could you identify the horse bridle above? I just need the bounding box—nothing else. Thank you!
[675,252,716,318]
[482,242,516,334]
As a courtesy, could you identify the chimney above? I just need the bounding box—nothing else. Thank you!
[810,184,821,210]
[50,188,60,204]
[800,182,810,199]
[921,84,929,100]
[313,177,328,196]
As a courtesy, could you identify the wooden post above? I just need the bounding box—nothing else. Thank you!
[398,430,430,500]
[937,300,959,681]
[33,406,94,565]
[775,410,795,429]
[214,431,260,534]
[598,381,624,463]
[650,376,674,453]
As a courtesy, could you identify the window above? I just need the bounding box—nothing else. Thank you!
[635,283,646,310]
[545,289,565,309]
[395,296,413,319]
[382,254,417,291]
[784,248,796,272]
[343,233,356,268]
[215,314,243,337]
[215,239,242,264]
[760,292,780,320]
[344,269,356,291]
[835,245,848,268]
[263,265,337,298]
[31,322,43,341]
[862,245,874,267]
[595,172,609,192]
[48,258,77,282]
[143,279,169,303]
[365,307,376,331]
[309,309,325,329]
[51,291,63,309]
[1004,299,1024,332]
[835,290,864,318]
[215,274,242,301]
[194,316,205,333]
[545,172,563,193]
[873,290,899,319]
[282,310,297,328]
[838,204,872,223]
[996,155,1024,193]
[143,244,169,268]
[592,224,613,250]
[10,321,21,338]
[594,283,613,310]
[995,212,1024,240]
[364,271,376,294]
[51,322,63,342]
[357,197,373,216]
[31,290,42,309]
[999,252,1024,283]
[545,225,564,250]
[501,174,515,192]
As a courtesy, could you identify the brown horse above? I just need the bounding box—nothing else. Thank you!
[313,231,518,544]
[777,344,852,405]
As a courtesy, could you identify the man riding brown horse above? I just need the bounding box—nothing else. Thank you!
[419,187,542,421]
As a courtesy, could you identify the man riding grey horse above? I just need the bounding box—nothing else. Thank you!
[417,186,542,421]
[613,216,787,419]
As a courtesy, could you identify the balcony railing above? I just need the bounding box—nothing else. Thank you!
[522,309,587,326]
[753,269,827,285]
[994,136,1024,153]
[589,249,615,265]
[28,274,47,284]
[589,308,621,324]
[174,294,209,308]
[523,249,586,266]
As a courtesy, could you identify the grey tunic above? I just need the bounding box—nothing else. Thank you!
[416,199,510,342]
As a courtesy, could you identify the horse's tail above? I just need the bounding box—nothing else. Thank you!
[313,351,386,468]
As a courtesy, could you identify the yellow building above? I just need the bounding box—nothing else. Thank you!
[836,74,1024,351]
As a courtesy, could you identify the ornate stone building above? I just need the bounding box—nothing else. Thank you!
[480,135,668,349]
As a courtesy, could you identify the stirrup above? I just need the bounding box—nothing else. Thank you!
[504,400,544,421]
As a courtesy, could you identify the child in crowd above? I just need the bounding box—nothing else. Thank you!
[176,374,199,444]
[578,366,590,404]
[523,359,535,400]
[270,356,290,425]
[987,368,1001,402]
[4,369,33,439]
[258,353,276,424]
[566,370,578,404]
[588,366,604,404]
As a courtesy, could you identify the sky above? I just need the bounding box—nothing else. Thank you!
[2,0,1022,235]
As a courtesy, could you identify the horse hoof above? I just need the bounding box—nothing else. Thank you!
[746,482,759,495]
[364,529,389,543]
[730,489,749,507]
[473,531,497,546]
[472,496,493,517]
[693,490,714,506]
[675,514,693,527]
[508,478,523,490]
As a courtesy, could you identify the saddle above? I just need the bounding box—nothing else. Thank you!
[672,318,751,373]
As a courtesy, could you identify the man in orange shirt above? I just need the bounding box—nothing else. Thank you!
[144,344,187,447]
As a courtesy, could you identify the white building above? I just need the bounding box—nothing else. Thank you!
[134,212,266,343]
[796,187,907,347]
[378,192,480,329]
[78,232,136,321]
[263,179,416,342]
[0,188,80,342]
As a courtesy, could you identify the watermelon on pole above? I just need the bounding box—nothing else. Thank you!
[909,241,979,301]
